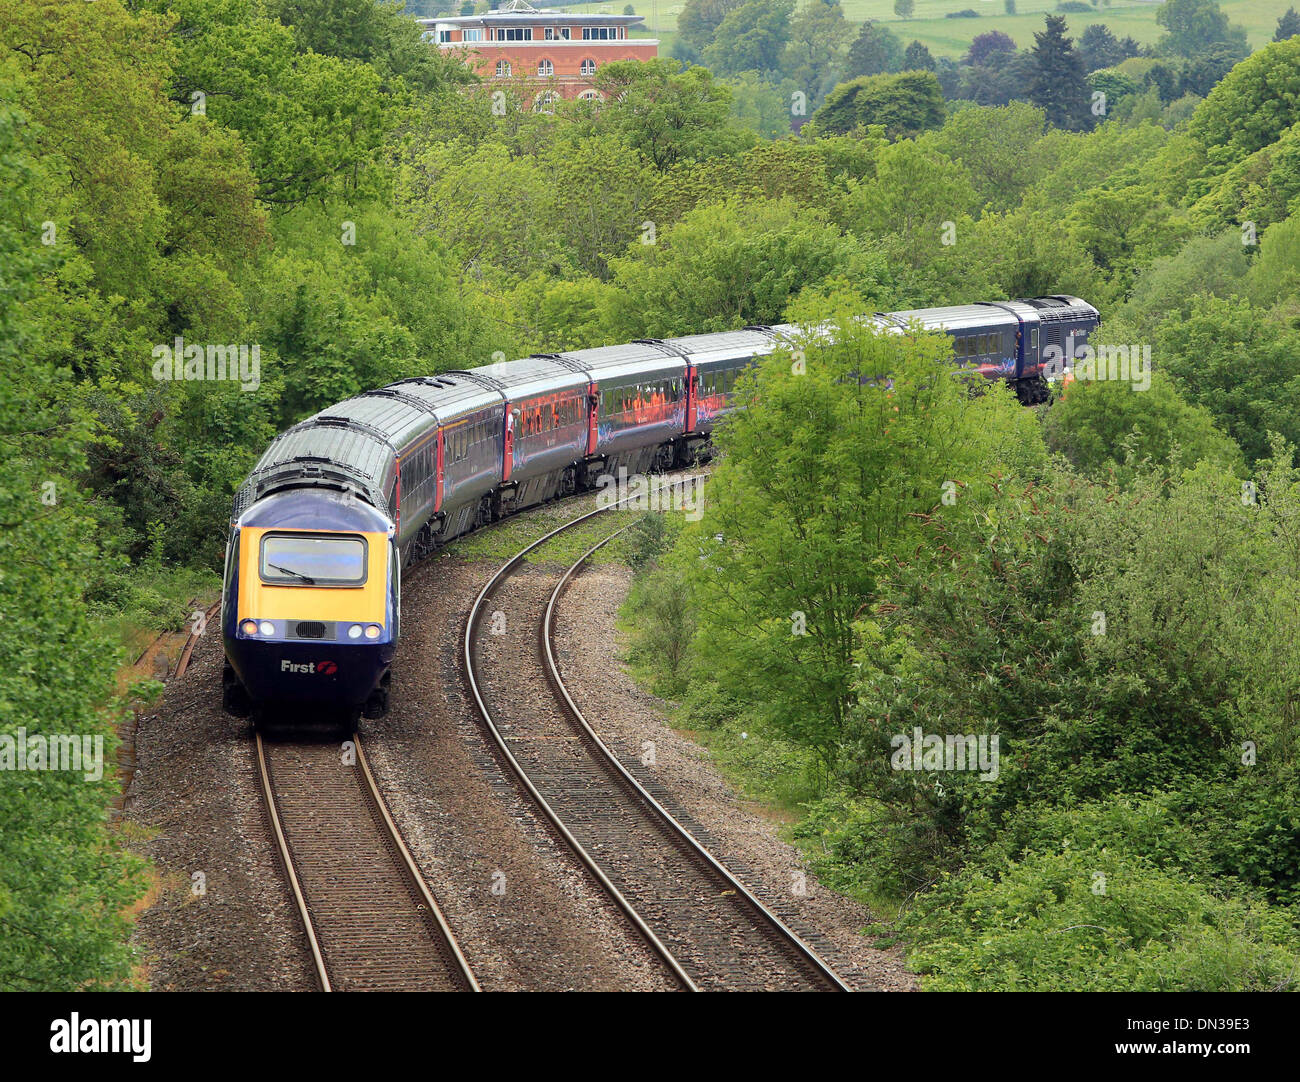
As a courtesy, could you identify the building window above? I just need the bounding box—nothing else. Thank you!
[538,58,554,77]
[578,88,603,102]
[534,91,557,113]
[463,28,483,42]
[496,27,531,41]
[437,30,451,43]
[580,58,596,76]
[495,59,511,77]
[582,26,617,39]
[545,27,571,40]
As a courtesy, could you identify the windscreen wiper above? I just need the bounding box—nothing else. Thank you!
[267,562,315,584]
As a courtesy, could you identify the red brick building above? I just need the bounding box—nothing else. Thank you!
[419,1,657,106]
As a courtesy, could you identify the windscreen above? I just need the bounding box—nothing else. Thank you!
[260,534,367,586]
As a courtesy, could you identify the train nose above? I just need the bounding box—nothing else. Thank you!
[227,638,394,709]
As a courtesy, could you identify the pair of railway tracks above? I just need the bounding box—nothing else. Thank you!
[464,478,851,991]
[173,476,848,990]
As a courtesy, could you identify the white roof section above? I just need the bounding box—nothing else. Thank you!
[418,3,645,29]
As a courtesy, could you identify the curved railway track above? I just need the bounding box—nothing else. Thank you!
[254,732,479,992]
[464,480,852,992]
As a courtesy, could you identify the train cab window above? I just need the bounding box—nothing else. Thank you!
[260,533,367,586]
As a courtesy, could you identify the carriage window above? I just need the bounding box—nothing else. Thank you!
[260,533,367,586]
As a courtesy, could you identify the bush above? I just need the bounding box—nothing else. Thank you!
[900,847,1300,990]
[945,8,979,16]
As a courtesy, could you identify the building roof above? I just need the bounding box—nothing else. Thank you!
[418,6,644,29]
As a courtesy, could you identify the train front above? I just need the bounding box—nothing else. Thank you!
[222,487,397,726]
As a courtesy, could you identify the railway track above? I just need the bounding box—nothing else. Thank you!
[254,732,479,992]
[464,481,852,991]
[166,588,476,991]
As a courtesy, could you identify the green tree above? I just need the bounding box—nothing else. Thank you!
[850,138,978,269]
[903,40,935,71]
[1028,15,1092,131]
[894,0,914,17]
[0,92,148,991]
[1275,7,1300,41]
[678,0,743,57]
[845,20,903,78]
[702,0,794,77]
[604,197,886,338]
[783,0,853,107]
[1188,36,1300,159]
[1078,23,1124,72]
[1043,369,1243,485]
[1155,0,1247,60]
[590,59,750,170]
[926,101,1048,212]
[723,71,802,138]
[673,303,1042,765]
[1157,294,1300,463]
[811,70,945,139]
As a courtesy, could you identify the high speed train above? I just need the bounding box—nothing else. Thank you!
[221,295,1098,727]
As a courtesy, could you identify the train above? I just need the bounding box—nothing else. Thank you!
[221,295,1099,727]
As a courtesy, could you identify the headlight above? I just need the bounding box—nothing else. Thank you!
[240,620,258,636]
[364,624,381,639]
[258,620,275,636]
[347,624,363,639]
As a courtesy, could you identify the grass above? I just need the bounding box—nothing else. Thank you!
[447,501,645,564]
[614,0,1296,60]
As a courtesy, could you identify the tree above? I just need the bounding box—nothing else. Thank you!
[812,70,945,140]
[845,20,903,78]
[671,305,1040,766]
[1275,7,1300,41]
[1189,36,1300,157]
[1155,0,1247,60]
[723,71,803,138]
[964,30,1017,67]
[589,59,750,171]
[1157,295,1300,464]
[850,139,978,267]
[1043,370,1243,486]
[927,101,1048,211]
[603,197,883,338]
[959,49,1036,106]
[783,0,853,107]
[1027,15,1091,131]
[903,39,935,71]
[678,0,744,56]
[1078,23,1124,72]
[702,0,794,77]
[0,53,148,991]
[894,0,914,17]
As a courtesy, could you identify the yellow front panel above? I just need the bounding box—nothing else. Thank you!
[237,528,389,624]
